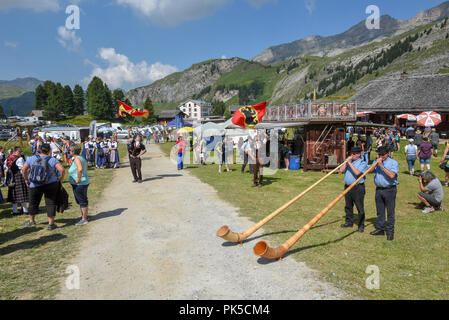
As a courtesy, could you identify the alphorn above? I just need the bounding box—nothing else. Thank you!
[216,160,349,243]
[254,162,378,260]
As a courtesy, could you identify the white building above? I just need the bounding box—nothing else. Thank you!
[179,100,213,120]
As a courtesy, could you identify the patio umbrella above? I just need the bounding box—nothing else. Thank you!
[396,114,417,121]
[416,111,442,127]
[177,127,194,134]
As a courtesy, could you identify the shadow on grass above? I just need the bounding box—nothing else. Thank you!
[0,227,45,245]
[256,230,358,265]
[0,233,67,256]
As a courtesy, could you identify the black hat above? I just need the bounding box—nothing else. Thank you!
[350,147,362,153]
[377,146,388,154]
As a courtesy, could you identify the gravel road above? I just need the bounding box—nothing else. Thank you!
[57,145,344,300]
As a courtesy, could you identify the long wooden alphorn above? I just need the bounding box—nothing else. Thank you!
[253,162,378,260]
[216,160,348,243]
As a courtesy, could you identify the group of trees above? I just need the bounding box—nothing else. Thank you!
[35,81,85,120]
[34,76,157,123]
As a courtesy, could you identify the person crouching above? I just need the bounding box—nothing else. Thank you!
[417,170,444,213]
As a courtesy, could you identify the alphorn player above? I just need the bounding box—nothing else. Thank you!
[369,146,399,241]
[339,147,368,232]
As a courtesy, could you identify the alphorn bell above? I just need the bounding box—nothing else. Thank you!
[216,160,349,244]
[254,162,378,260]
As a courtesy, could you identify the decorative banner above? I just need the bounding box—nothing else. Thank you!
[296,104,308,119]
[267,106,279,121]
[118,101,150,119]
[311,102,334,120]
[333,102,356,121]
[232,101,267,129]
[396,114,417,121]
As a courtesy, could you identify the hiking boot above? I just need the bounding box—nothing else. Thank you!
[48,224,58,231]
[75,219,88,226]
[422,207,435,214]
[24,221,36,227]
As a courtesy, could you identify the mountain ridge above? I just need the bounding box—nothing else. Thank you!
[252,1,449,64]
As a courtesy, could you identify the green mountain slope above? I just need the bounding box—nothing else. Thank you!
[0,84,29,100]
[0,91,35,116]
[0,77,43,91]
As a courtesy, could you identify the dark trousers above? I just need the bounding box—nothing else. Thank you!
[241,153,253,173]
[344,184,366,226]
[28,182,59,218]
[130,157,142,181]
[375,186,397,234]
[253,159,263,185]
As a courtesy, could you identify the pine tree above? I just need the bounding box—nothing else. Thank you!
[86,77,115,120]
[143,97,157,124]
[35,84,48,110]
[73,84,85,115]
[62,85,75,116]
[112,89,125,115]
[0,104,6,119]
[43,85,62,121]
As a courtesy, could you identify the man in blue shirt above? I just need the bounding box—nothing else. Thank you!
[369,146,399,241]
[340,147,368,232]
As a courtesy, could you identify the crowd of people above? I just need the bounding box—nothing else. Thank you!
[0,132,123,229]
[0,140,91,230]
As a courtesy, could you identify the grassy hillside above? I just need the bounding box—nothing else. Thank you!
[0,85,29,100]
[0,91,35,116]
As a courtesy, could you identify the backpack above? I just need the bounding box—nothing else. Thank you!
[28,155,50,185]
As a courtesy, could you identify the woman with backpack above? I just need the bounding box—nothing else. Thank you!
[69,144,90,226]
[6,146,29,216]
[22,143,65,230]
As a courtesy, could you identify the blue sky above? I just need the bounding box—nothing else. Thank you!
[0,0,445,91]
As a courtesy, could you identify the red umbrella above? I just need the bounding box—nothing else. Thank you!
[396,114,417,121]
[416,111,442,127]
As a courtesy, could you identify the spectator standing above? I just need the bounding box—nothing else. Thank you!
[240,138,253,174]
[404,139,419,176]
[69,144,90,225]
[22,144,65,230]
[216,137,230,173]
[175,136,187,170]
[417,171,444,213]
[95,137,105,169]
[418,137,432,172]
[414,130,423,147]
[406,125,415,139]
[429,128,440,158]
[109,136,120,168]
[6,147,29,216]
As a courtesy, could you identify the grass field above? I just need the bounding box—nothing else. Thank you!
[160,140,449,300]
[0,143,127,299]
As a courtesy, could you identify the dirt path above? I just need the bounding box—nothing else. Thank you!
[57,145,344,300]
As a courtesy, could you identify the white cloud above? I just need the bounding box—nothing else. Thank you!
[116,0,273,26]
[221,55,227,59]
[0,0,60,12]
[57,26,82,52]
[305,0,315,15]
[4,41,19,48]
[84,48,178,89]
